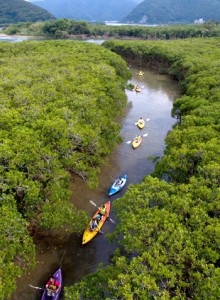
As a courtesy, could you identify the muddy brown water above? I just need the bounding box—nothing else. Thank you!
[9,65,181,300]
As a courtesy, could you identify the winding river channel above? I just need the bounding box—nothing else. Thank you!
[3,36,181,299]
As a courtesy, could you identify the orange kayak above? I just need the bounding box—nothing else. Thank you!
[82,201,110,245]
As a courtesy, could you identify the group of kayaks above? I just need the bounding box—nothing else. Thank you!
[82,175,127,245]
[38,72,146,299]
[39,175,127,298]
[134,71,144,92]
[132,118,145,149]
[39,177,127,298]
[82,117,145,246]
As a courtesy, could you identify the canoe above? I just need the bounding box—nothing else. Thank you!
[137,118,145,129]
[139,71,144,76]
[108,175,127,196]
[135,86,141,92]
[82,201,110,245]
[41,268,62,300]
[132,135,142,148]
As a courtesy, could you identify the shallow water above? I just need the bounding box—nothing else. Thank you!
[0,35,45,43]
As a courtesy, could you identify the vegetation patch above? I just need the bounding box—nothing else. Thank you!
[3,19,220,39]
[0,40,131,299]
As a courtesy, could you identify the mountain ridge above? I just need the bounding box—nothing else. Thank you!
[123,0,220,24]
[0,0,55,24]
[31,0,139,21]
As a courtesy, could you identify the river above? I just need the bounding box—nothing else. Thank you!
[2,36,181,299]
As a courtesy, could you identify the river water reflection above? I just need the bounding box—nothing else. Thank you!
[5,39,181,299]
[0,34,45,43]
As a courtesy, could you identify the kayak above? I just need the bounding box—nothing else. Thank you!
[41,268,62,300]
[137,118,145,129]
[108,175,127,196]
[82,201,110,245]
[132,135,142,148]
[139,71,144,76]
[135,86,141,92]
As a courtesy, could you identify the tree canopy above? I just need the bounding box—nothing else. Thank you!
[3,19,220,39]
[0,39,131,299]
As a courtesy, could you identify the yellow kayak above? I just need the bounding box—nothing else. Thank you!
[139,71,144,76]
[132,135,142,148]
[135,86,141,92]
[82,201,110,245]
[137,118,145,129]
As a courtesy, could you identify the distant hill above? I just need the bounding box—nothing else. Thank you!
[0,0,55,25]
[31,0,138,22]
[123,0,220,24]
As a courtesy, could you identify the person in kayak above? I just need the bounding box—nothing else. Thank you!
[90,217,99,231]
[135,135,140,143]
[99,204,107,215]
[46,276,60,297]
[96,204,108,220]
[139,117,143,123]
[96,214,101,223]
[116,177,123,186]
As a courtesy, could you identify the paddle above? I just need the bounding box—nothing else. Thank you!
[29,284,64,296]
[96,229,105,234]
[126,133,148,144]
[29,284,44,291]
[89,200,115,224]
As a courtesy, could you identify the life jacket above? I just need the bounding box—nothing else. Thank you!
[47,279,59,290]
[99,206,106,215]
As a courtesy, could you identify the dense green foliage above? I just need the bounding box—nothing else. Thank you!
[4,19,220,39]
[31,0,137,22]
[0,195,35,300]
[123,0,220,24]
[0,0,55,25]
[65,38,220,298]
[0,40,131,299]
[66,177,220,299]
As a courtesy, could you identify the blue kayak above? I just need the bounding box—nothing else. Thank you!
[108,175,127,196]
